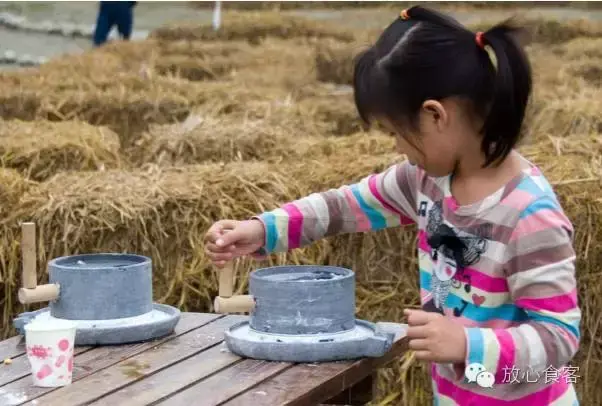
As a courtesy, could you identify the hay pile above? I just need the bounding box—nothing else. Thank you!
[315,39,365,85]
[149,11,357,44]
[0,168,37,216]
[0,118,121,181]
[469,17,602,45]
[0,6,601,405]
[134,110,391,167]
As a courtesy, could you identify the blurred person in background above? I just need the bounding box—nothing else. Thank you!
[93,1,137,47]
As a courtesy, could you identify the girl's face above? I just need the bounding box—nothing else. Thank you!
[380,100,466,178]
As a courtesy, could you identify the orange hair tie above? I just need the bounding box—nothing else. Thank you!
[400,9,410,20]
[475,32,486,49]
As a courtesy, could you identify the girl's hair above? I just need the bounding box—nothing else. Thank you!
[353,6,532,167]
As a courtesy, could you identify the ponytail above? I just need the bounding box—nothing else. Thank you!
[478,22,532,167]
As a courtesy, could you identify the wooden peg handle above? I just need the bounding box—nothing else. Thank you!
[218,262,234,298]
[21,222,37,289]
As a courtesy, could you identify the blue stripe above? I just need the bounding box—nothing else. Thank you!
[420,268,432,287]
[520,196,559,219]
[516,176,545,196]
[350,184,387,230]
[466,328,485,365]
[419,270,529,323]
[446,293,527,323]
[525,311,581,339]
[259,212,278,253]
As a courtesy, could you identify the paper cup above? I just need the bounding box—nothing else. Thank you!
[24,318,77,387]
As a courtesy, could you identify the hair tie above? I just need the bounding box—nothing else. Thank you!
[475,32,486,49]
[400,9,410,20]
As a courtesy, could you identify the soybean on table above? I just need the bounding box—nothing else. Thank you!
[0,313,409,406]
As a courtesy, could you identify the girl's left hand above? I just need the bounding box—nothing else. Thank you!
[404,309,467,363]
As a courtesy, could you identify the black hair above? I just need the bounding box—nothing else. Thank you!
[353,6,532,167]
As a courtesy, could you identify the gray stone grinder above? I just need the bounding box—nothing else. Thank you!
[13,222,180,345]
[214,263,400,363]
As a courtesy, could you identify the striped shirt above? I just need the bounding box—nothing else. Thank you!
[254,158,581,405]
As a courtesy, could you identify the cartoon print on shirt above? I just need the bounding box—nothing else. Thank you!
[420,200,489,315]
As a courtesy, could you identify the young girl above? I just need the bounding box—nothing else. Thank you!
[204,6,581,405]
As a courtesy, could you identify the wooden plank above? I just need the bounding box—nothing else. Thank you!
[0,337,26,363]
[155,359,292,406]
[87,344,243,406]
[22,315,246,406]
[0,312,221,406]
[323,373,375,405]
[223,335,409,406]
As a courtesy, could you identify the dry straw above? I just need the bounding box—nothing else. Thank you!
[149,11,357,44]
[0,8,601,406]
[0,118,121,181]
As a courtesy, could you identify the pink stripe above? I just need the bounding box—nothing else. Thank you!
[368,175,413,225]
[558,327,579,348]
[343,188,371,232]
[417,230,432,254]
[441,313,522,329]
[463,266,509,293]
[444,196,459,211]
[281,203,304,250]
[433,366,571,405]
[493,329,516,384]
[501,189,535,210]
[510,209,570,241]
[516,289,578,313]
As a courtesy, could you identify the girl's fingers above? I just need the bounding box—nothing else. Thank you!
[407,325,429,339]
[205,242,237,253]
[408,338,430,351]
[206,251,235,262]
[413,350,434,361]
[405,309,436,326]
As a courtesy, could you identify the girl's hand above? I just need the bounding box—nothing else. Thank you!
[204,219,266,267]
[404,309,467,363]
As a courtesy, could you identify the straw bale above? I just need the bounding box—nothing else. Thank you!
[469,17,602,45]
[0,168,37,217]
[149,11,357,44]
[230,38,319,89]
[0,118,121,181]
[188,1,392,10]
[237,85,361,136]
[315,39,366,85]
[566,58,602,87]
[154,54,238,81]
[0,76,287,149]
[154,38,317,86]
[553,37,602,60]
[134,115,293,166]
[526,88,602,141]
[134,109,391,167]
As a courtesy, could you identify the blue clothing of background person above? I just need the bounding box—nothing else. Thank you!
[93,1,137,47]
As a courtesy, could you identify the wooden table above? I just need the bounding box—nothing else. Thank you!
[0,313,408,406]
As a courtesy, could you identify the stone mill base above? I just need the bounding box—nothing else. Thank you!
[224,319,395,363]
[13,303,180,345]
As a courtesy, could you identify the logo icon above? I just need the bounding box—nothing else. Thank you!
[465,362,495,388]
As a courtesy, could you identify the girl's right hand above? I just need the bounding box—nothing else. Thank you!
[203,219,266,267]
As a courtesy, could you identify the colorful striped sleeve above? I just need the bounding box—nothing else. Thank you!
[463,195,581,383]
[253,162,419,254]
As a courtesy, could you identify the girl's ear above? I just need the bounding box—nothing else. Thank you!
[422,100,449,132]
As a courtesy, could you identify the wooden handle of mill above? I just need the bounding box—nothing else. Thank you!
[214,295,255,313]
[21,222,37,289]
[19,284,60,304]
[218,262,234,298]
